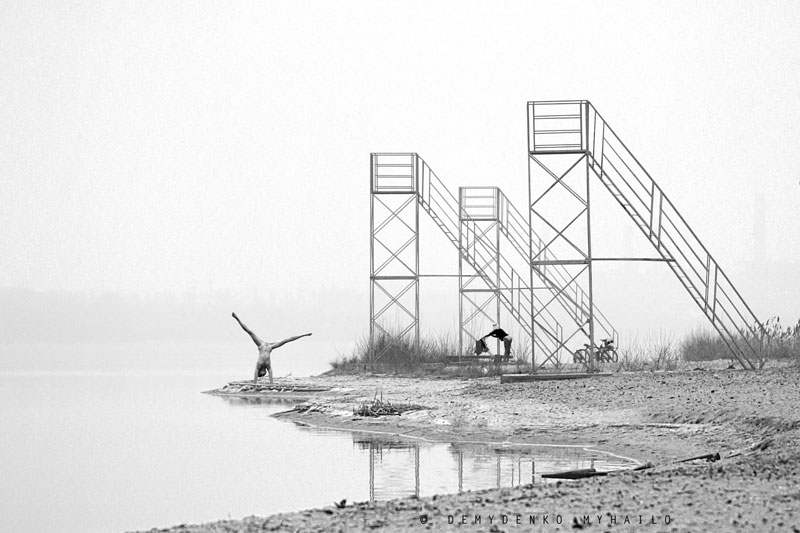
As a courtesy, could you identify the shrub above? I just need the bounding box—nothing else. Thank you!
[680,329,732,362]
[617,332,679,371]
[759,316,800,362]
[680,317,800,366]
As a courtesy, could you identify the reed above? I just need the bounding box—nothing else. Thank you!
[616,332,678,371]
[680,317,800,366]
[329,330,458,371]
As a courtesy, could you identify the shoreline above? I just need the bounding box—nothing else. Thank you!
[143,363,800,532]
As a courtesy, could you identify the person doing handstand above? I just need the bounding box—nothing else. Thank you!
[232,312,312,384]
[483,323,512,365]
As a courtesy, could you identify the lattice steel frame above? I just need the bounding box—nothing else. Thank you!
[370,153,419,359]
[527,101,597,370]
[458,187,502,356]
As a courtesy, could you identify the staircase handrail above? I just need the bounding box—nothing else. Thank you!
[586,103,763,367]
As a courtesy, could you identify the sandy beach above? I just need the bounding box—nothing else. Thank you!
[142,363,800,532]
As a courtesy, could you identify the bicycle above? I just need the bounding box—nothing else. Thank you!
[572,338,618,365]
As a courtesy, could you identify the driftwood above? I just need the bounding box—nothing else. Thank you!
[542,461,658,480]
[543,452,721,482]
[674,452,721,464]
[353,401,403,417]
[541,467,608,480]
[353,391,426,417]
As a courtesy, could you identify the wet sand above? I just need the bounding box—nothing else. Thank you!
[142,363,800,532]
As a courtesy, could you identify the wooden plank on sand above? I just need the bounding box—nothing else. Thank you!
[541,467,608,479]
[500,372,612,383]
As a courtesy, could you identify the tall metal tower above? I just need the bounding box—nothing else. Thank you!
[527,101,598,369]
[458,187,506,356]
[369,153,419,357]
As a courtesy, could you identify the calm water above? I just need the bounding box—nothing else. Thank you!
[0,342,636,533]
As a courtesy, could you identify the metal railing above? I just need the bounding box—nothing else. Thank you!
[579,102,763,369]
[412,156,564,358]
[496,189,618,346]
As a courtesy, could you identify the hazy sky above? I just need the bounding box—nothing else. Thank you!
[2,1,799,338]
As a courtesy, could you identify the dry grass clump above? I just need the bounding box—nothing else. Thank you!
[680,329,731,362]
[329,330,457,372]
[616,332,679,372]
[758,316,800,362]
[681,317,800,366]
[330,330,532,374]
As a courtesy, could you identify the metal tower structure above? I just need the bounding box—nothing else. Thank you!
[370,152,617,365]
[369,153,419,358]
[527,100,764,369]
[527,101,600,369]
[458,187,504,356]
[457,187,538,357]
[371,101,763,370]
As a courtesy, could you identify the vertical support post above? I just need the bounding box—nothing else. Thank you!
[369,155,375,351]
[527,104,537,372]
[415,169,420,346]
[495,202,501,356]
[414,445,420,497]
[369,442,375,502]
[458,450,463,493]
[458,190,466,362]
[585,119,596,371]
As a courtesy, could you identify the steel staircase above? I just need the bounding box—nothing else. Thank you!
[495,188,617,345]
[413,154,618,362]
[412,154,563,356]
[572,102,762,369]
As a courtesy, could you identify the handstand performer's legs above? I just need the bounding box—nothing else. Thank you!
[232,312,264,347]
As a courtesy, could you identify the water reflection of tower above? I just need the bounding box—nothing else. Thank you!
[361,439,420,502]
[364,439,539,502]
[359,436,635,502]
[449,443,535,492]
